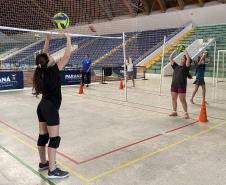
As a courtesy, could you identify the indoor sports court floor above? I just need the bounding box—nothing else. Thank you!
[0,76,226,185]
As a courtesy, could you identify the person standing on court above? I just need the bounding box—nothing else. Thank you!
[126,56,135,87]
[169,49,191,119]
[190,52,207,104]
[33,33,72,179]
[81,54,92,87]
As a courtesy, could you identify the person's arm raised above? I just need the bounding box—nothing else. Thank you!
[185,50,191,67]
[57,33,72,71]
[199,52,206,64]
[169,50,176,65]
[42,34,51,53]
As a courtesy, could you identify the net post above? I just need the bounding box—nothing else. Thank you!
[223,52,225,82]
[213,40,216,85]
[159,36,166,96]
[216,50,220,84]
[122,32,127,102]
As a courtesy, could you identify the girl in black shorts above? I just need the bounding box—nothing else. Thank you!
[169,49,191,119]
[33,33,71,179]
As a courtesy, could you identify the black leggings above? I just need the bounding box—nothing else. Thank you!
[37,99,60,126]
[82,71,91,85]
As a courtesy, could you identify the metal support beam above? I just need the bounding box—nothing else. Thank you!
[129,1,145,13]
[218,0,226,3]
[156,0,166,13]
[141,0,151,15]
[197,0,204,6]
[176,0,185,10]
[99,0,113,21]
[123,0,137,17]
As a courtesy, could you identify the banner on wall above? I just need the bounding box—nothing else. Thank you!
[60,69,81,85]
[0,71,24,91]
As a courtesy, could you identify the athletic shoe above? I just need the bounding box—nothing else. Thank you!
[48,168,69,179]
[39,161,49,171]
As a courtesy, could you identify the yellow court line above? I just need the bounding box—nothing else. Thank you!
[87,122,226,183]
[0,127,90,183]
[1,122,225,184]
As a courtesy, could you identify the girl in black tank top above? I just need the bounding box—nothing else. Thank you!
[33,33,72,179]
[42,63,62,109]
[169,49,191,119]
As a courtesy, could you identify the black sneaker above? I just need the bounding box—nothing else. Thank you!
[38,161,49,171]
[48,168,69,179]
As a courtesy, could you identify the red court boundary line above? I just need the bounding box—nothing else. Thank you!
[96,82,226,104]
[78,134,162,164]
[0,119,198,165]
[73,92,226,121]
[0,120,80,164]
[70,92,199,120]
[78,120,198,164]
[165,121,198,133]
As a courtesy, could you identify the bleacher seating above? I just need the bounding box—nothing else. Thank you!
[68,28,179,67]
[97,28,179,67]
[149,24,226,77]
[1,27,180,69]
[2,37,89,66]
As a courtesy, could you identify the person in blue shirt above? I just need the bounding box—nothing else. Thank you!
[81,54,92,87]
[190,52,206,104]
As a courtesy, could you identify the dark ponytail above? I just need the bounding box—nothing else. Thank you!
[32,53,49,97]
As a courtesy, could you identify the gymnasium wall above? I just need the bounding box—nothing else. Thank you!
[71,3,226,35]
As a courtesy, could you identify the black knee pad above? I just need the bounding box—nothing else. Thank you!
[48,136,61,149]
[37,133,49,146]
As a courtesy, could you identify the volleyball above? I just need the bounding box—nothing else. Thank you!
[176,45,186,53]
[177,45,185,52]
[53,12,70,30]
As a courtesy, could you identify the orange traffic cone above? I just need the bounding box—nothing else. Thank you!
[198,101,208,123]
[79,82,84,94]
[119,80,124,90]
